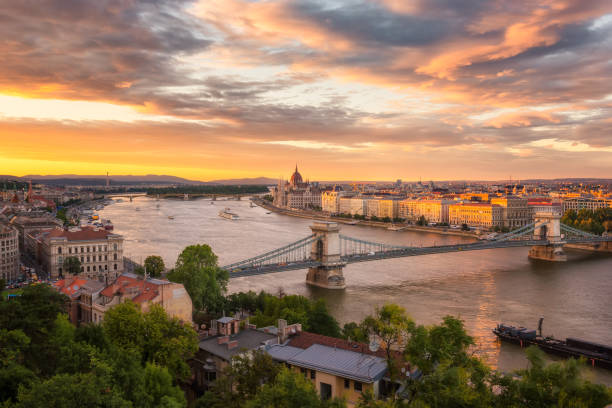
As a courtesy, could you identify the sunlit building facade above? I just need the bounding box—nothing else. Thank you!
[449,203,503,229]
[0,223,19,282]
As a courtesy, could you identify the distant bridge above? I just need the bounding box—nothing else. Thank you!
[222,213,612,289]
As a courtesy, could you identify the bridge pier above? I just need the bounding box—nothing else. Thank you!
[528,213,566,262]
[306,222,346,289]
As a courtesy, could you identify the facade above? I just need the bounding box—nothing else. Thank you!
[490,197,531,228]
[562,197,612,213]
[53,277,105,325]
[273,166,322,210]
[92,272,193,324]
[377,199,400,219]
[449,203,503,229]
[33,226,124,280]
[338,197,367,216]
[398,199,452,223]
[0,223,19,282]
[321,189,346,214]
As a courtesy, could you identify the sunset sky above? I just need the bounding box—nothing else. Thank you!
[1,0,611,181]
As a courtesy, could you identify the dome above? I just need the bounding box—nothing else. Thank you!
[290,165,303,186]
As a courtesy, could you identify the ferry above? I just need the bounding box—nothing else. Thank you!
[219,208,239,220]
[168,216,175,220]
[493,319,612,370]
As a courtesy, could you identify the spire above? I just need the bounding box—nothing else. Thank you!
[295,163,298,173]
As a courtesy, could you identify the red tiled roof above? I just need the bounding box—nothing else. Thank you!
[46,226,112,241]
[100,275,162,304]
[54,277,89,297]
[288,331,404,363]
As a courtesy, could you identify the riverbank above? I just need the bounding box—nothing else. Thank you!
[252,198,479,238]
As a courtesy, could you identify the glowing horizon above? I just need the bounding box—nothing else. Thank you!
[1,0,611,180]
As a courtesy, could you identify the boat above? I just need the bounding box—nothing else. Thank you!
[168,216,175,220]
[493,319,612,370]
[219,208,239,220]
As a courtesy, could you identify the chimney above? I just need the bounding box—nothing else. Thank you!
[278,319,288,343]
[227,340,239,350]
[217,336,230,345]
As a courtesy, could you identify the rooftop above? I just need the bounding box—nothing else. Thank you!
[199,329,277,361]
[45,226,118,242]
[268,343,387,383]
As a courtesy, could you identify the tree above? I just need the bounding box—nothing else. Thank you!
[103,302,198,381]
[63,256,81,276]
[416,216,427,226]
[341,322,368,343]
[492,347,612,408]
[403,316,493,407]
[141,363,186,408]
[144,255,165,277]
[363,304,413,381]
[245,367,344,408]
[167,244,229,312]
[307,299,341,338]
[461,223,470,231]
[199,350,281,408]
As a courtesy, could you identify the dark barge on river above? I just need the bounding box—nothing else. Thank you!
[493,318,612,370]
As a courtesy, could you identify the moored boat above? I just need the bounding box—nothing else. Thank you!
[493,319,612,370]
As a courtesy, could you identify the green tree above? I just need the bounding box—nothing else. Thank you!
[341,322,368,343]
[492,347,612,408]
[103,302,197,381]
[141,363,186,408]
[245,367,344,408]
[199,350,281,408]
[63,256,81,276]
[307,299,341,338]
[403,316,493,407]
[363,304,413,381]
[14,360,132,408]
[167,244,229,312]
[144,255,165,277]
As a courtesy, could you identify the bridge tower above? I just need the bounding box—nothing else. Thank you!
[528,212,567,261]
[306,222,346,289]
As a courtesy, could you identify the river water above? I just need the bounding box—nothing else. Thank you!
[98,197,612,384]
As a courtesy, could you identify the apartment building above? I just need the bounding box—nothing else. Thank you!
[562,197,612,213]
[338,197,367,216]
[31,226,124,280]
[92,272,193,324]
[321,189,346,214]
[490,197,531,228]
[449,203,503,229]
[398,199,452,223]
[0,223,19,282]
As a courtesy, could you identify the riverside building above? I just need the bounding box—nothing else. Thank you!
[398,199,453,223]
[449,202,503,229]
[490,197,531,228]
[273,165,322,210]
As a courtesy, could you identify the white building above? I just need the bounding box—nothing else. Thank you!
[0,223,19,282]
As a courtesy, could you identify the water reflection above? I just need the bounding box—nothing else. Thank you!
[98,197,612,384]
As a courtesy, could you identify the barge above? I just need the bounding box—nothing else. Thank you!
[493,319,612,370]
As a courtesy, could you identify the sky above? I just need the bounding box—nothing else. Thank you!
[1,0,611,181]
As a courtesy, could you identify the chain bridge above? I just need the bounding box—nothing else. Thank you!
[221,213,612,289]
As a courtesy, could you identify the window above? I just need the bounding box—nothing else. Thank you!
[344,379,350,389]
[93,246,96,252]
[87,266,90,272]
[354,381,362,392]
[310,370,316,380]
[58,267,62,274]
[113,253,117,260]
[69,247,72,254]
[58,247,62,254]
[92,265,96,271]
[80,266,84,272]
[80,256,84,262]
[105,255,108,261]
[81,247,84,253]
[300,368,306,376]
[98,255,102,261]
[87,256,90,262]
[114,264,117,270]
[87,246,90,252]
[113,243,117,251]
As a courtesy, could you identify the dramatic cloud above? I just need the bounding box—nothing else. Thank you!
[1,0,611,179]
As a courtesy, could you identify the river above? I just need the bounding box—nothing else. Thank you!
[98,196,612,384]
